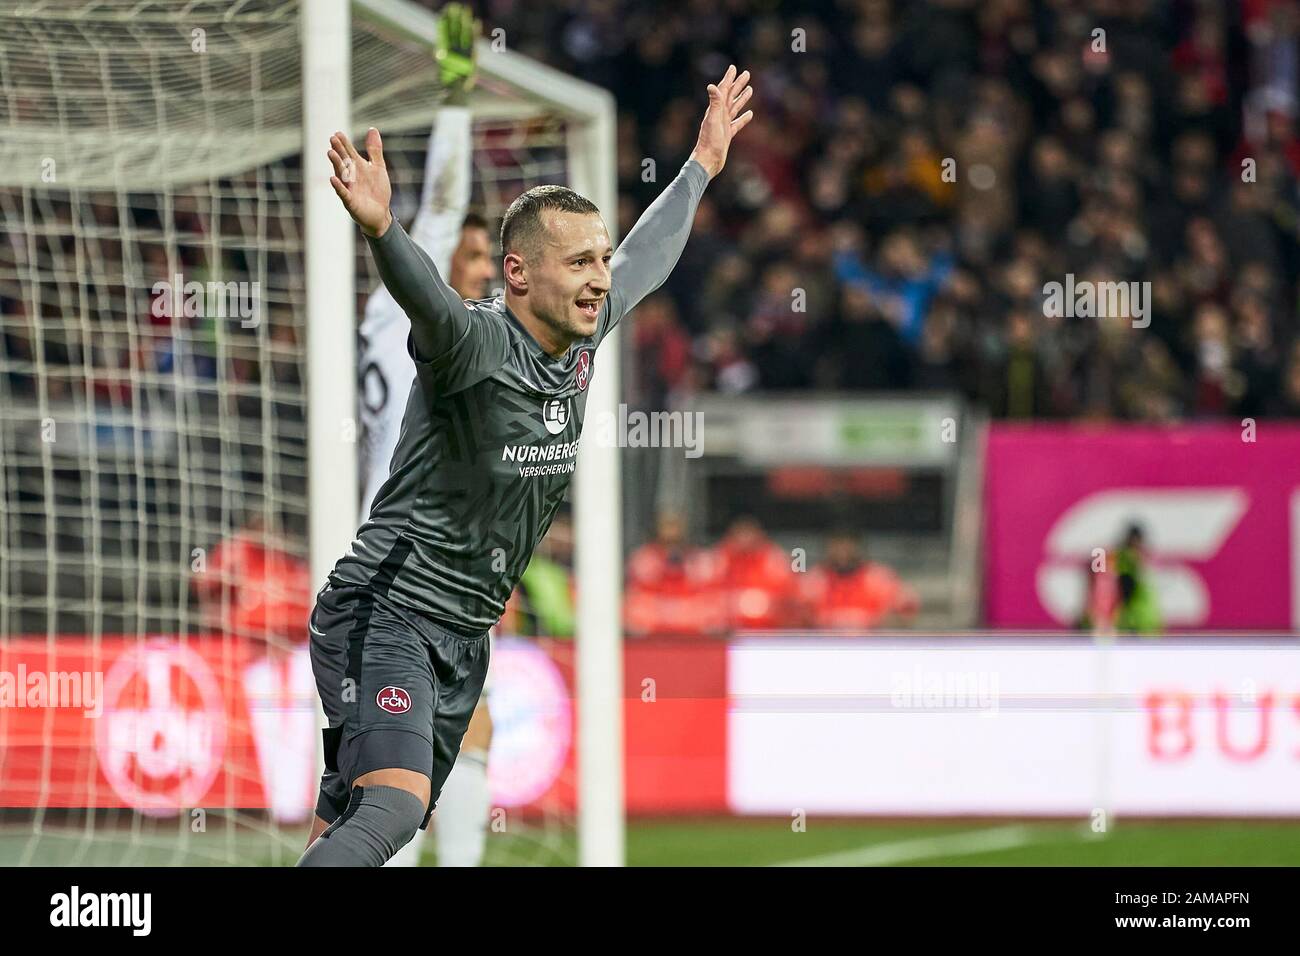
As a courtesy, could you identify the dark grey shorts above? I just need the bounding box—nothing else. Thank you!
[308,581,490,828]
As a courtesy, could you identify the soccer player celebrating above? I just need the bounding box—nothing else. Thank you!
[355,4,496,867]
[298,61,754,866]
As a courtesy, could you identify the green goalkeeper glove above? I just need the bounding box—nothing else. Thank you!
[436,2,479,103]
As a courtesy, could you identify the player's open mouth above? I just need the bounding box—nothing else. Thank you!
[576,298,601,318]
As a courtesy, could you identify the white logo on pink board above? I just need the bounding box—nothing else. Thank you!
[1035,489,1248,626]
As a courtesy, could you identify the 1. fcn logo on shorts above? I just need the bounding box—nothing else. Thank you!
[376,685,412,714]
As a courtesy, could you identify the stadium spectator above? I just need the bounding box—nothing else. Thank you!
[799,529,918,631]
[1267,341,1300,416]
[983,308,1056,419]
[624,511,726,636]
[192,503,312,646]
[815,280,912,391]
[711,515,801,632]
[629,294,693,410]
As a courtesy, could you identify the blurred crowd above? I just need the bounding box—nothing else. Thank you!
[190,507,915,641]
[477,0,1300,420]
[500,511,917,637]
[11,0,1299,424]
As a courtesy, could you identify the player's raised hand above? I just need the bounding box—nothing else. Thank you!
[689,64,754,180]
[328,127,393,238]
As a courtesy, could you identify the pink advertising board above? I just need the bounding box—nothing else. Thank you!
[983,424,1300,629]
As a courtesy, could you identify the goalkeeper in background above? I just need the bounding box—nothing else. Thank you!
[357,4,495,867]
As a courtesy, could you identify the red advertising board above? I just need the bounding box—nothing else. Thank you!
[0,635,726,818]
[0,637,317,819]
[2,633,1297,819]
[449,637,728,814]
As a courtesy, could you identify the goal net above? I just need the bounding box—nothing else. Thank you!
[0,0,614,866]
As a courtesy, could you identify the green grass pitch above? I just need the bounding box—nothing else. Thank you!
[4,817,1297,866]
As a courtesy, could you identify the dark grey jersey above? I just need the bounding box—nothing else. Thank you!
[330,159,710,634]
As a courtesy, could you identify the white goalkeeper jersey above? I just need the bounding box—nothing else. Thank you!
[358,106,473,517]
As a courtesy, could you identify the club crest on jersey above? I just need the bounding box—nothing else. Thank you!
[542,398,570,435]
[575,349,593,391]
[376,685,412,714]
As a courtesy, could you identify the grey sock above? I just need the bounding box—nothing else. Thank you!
[297,785,426,867]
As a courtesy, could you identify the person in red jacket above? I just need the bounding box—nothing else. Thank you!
[801,530,918,631]
[192,504,316,824]
[625,512,725,636]
[193,506,312,647]
[712,515,801,632]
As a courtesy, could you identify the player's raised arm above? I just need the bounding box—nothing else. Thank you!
[405,109,473,264]
[407,2,478,259]
[328,127,472,361]
[607,65,754,323]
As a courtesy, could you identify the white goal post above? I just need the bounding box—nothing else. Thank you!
[326,0,625,868]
